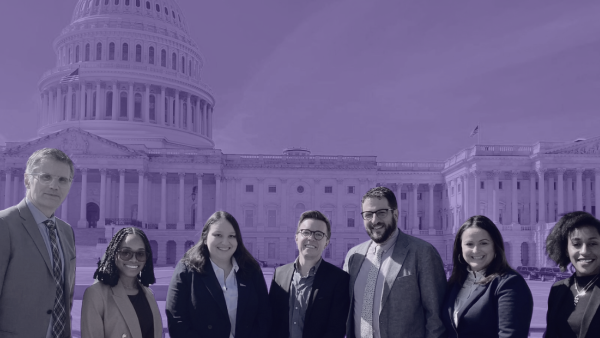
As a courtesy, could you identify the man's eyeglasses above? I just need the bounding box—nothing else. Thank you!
[26,172,72,186]
[360,209,395,220]
[117,249,147,262]
[297,229,328,241]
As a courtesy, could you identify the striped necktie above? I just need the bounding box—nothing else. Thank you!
[43,219,66,338]
[361,245,383,338]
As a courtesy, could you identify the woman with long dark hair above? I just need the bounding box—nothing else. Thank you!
[81,227,162,338]
[544,211,600,338]
[166,211,271,338]
[442,215,533,337]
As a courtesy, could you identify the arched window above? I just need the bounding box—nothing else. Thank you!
[136,0,140,7]
[120,92,128,117]
[171,52,176,70]
[149,95,156,121]
[189,60,192,76]
[96,43,102,60]
[109,42,115,60]
[135,44,142,62]
[125,0,130,6]
[105,91,113,117]
[165,7,168,15]
[148,47,154,64]
[181,56,185,73]
[115,0,119,5]
[182,103,187,127]
[134,93,142,118]
[161,49,166,67]
[85,44,90,61]
[75,46,80,63]
[172,11,175,18]
[146,1,150,9]
[68,48,72,64]
[95,0,100,6]
[122,43,128,61]
[155,3,160,11]
[172,100,175,125]
[105,0,109,5]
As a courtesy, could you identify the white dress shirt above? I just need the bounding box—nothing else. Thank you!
[210,257,240,338]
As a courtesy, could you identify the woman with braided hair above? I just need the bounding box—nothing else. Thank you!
[81,227,163,338]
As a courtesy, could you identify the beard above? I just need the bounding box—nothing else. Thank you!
[366,216,397,244]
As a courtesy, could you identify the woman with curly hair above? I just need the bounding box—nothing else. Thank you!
[166,211,271,338]
[442,215,533,337]
[544,211,600,338]
[81,227,162,338]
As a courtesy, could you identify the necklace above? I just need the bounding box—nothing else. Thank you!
[574,273,600,306]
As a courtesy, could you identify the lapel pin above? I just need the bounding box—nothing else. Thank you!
[240,283,246,287]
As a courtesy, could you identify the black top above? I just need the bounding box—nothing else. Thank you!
[128,289,154,338]
[557,274,598,338]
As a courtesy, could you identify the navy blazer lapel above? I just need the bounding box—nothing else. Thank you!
[305,261,328,324]
[349,241,370,300]
[547,276,573,327]
[580,280,600,338]
[276,263,295,295]
[235,270,250,330]
[381,230,409,310]
[455,282,489,326]
[17,199,53,275]
[446,283,461,331]
[203,262,229,318]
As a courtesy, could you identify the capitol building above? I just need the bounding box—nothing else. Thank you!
[1,0,599,269]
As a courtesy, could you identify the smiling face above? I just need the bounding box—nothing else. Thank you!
[568,226,600,277]
[24,158,72,217]
[115,234,146,280]
[461,226,495,272]
[206,219,238,265]
[362,197,398,244]
[295,218,329,261]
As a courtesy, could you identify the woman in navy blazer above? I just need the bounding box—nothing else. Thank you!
[166,211,271,338]
[442,215,533,338]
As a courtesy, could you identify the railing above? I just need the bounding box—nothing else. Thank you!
[501,225,513,231]
[521,225,533,231]
[436,230,444,235]
[444,144,533,168]
[166,223,177,230]
[378,161,445,171]
[97,238,107,244]
[105,218,142,227]
[146,223,159,230]
[224,154,378,166]
[184,224,195,230]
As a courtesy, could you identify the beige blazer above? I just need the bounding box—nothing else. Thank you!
[81,281,163,338]
[0,199,76,337]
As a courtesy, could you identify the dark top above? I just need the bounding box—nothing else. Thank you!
[556,275,598,338]
[289,258,322,338]
[128,289,154,338]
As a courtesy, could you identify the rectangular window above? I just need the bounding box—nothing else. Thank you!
[268,243,275,259]
[554,182,557,190]
[499,182,503,189]
[244,210,254,227]
[536,182,538,190]
[325,186,333,193]
[401,193,407,200]
[480,181,485,189]
[267,210,276,227]
[268,185,276,193]
[517,182,521,190]
[245,185,254,192]
[347,211,355,227]
[417,193,422,200]
[347,186,355,194]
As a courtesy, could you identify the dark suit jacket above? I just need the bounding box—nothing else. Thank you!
[442,269,533,338]
[344,229,447,338]
[0,199,76,338]
[166,259,271,338]
[268,259,350,338]
[544,275,600,338]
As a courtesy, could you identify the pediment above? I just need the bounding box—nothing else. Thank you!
[545,136,600,155]
[5,128,142,158]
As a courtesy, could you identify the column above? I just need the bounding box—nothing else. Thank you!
[195,98,200,133]
[66,85,73,120]
[186,95,192,131]
[128,82,134,121]
[174,90,180,128]
[412,183,418,232]
[4,170,12,209]
[336,179,343,227]
[585,175,592,213]
[575,168,584,211]
[196,173,203,225]
[201,101,206,135]
[106,173,112,218]
[428,183,435,232]
[12,174,19,205]
[118,169,125,219]
[178,172,185,229]
[281,178,288,228]
[208,106,213,138]
[160,172,167,229]
[462,174,469,221]
[49,89,55,124]
[56,86,63,122]
[99,169,106,228]
[529,171,536,225]
[472,171,480,216]
[138,170,145,224]
[511,170,518,224]
[41,91,48,125]
[78,168,88,228]
[112,82,118,120]
[537,169,546,224]
[566,175,574,212]
[215,174,222,212]
[492,170,499,223]
[312,179,319,211]
[557,168,565,216]
[86,85,93,119]
[80,82,86,120]
[548,175,555,222]
[95,82,102,119]
[144,84,150,122]
[142,174,149,225]
[595,169,600,217]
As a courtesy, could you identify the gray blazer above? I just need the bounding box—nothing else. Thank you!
[0,199,76,337]
[343,228,447,338]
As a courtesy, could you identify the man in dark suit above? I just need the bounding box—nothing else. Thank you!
[269,210,350,338]
[344,186,447,338]
[0,148,77,338]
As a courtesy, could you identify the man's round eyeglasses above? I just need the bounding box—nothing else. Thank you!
[26,172,72,186]
[297,229,328,241]
[117,249,147,262]
[360,208,395,220]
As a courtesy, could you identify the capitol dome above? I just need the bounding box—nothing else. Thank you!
[37,0,215,149]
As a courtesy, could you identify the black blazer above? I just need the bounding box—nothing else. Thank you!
[544,275,600,338]
[166,259,271,338]
[441,269,533,338]
[268,259,350,338]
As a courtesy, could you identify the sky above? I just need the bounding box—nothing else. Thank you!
[1,0,599,161]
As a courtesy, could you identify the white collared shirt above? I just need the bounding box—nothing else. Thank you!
[210,257,240,338]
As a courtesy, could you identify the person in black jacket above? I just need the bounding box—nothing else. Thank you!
[442,215,533,338]
[269,210,350,338]
[166,211,271,338]
[544,211,600,338]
